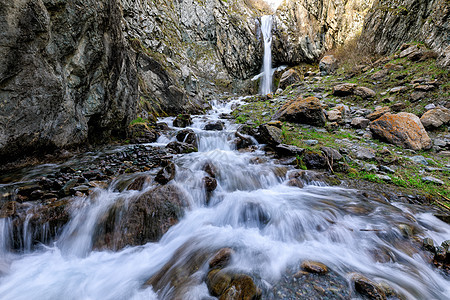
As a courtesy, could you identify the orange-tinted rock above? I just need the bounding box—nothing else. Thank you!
[272,97,326,126]
[301,260,329,274]
[367,107,390,121]
[370,112,432,150]
[352,273,386,300]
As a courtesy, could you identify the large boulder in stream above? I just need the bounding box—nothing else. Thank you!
[93,184,188,250]
[273,97,326,127]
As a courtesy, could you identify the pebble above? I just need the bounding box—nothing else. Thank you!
[304,140,319,146]
[422,176,444,185]
[376,174,392,182]
[380,165,395,173]
[410,155,428,165]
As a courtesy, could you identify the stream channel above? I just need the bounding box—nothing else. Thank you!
[0,98,449,299]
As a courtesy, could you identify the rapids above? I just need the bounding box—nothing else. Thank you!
[0,98,449,299]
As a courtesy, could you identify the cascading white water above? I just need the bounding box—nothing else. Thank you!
[260,15,274,95]
[0,97,449,299]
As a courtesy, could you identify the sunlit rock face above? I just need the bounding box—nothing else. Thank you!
[361,0,449,68]
[272,0,374,64]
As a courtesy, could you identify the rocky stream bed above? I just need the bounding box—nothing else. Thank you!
[0,94,449,299]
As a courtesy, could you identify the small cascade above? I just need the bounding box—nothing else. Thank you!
[260,15,274,95]
[0,97,449,299]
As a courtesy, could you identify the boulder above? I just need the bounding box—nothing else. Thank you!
[300,261,328,274]
[351,117,370,129]
[319,55,338,75]
[203,176,218,193]
[176,129,198,148]
[272,97,326,127]
[94,184,187,250]
[209,248,234,269]
[303,150,327,169]
[155,162,176,185]
[173,114,192,128]
[420,107,450,129]
[275,144,304,157]
[354,86,376,99]
[204,121,225,131]
[351,274,386,300]
[367,107,391,121]
[166,141,197,154]
[234,131,255,150]
[278,68,302,90]
[129,124,159,143]
[371,69,389,80]
[332,83,357,96]
[370,112,432,150]
[207,270,261,300]
[256,124,282,146]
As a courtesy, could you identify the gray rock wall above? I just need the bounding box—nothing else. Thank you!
[0,0,137,163]
[361,0,449,68]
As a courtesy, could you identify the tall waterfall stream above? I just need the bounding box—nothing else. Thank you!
[0,98,449,299]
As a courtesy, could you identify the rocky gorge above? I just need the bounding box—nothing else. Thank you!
[1,0,450,299]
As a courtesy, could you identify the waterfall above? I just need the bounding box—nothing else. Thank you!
[260,15,274,95]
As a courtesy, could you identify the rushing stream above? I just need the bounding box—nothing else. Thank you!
[0,98,449,299]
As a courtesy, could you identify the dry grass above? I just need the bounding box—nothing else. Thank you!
[326,34,380,73]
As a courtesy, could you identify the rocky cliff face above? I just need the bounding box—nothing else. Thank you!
[273,0,374,64]
[0,0,137,163]
[361,0,449,68]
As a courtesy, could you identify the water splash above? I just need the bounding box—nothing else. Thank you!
[260,15,274,95]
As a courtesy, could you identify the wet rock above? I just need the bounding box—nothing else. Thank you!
[366,107,390,121]
[354,86,376,99]
[127,175,150,191]
[272,97,326,127]
[155,162,176,185]
[203,176,217,193]
[239,202,270,229]
[319,55,338,76]
[209,248,234,269]
[421,176,444,185]
[303,150,327,169]
[173,114,193,128]
[166,141,197,154]
[256,125,282,146]
[370,112,432,150]
[300,261,328,274]
[207,270,261,300]
[351,117,370,129]
[274,144,304,157]
[94,184,187,250]
[204,121,225,131]
[420,107,450,129]
[202,161,218,178]
[234,131,255,150]
[0,201,17,218]
[129,124,159,143]
[156,122,170,131]
[287,178,304,188]
[10,198,70,250]
[423,238,435,252]
[61,179,79,196]
[332,83,357,96]
[352,274,386,300]
[207,269,232,297]
[278,68,302,90]
[176,129,198,148]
